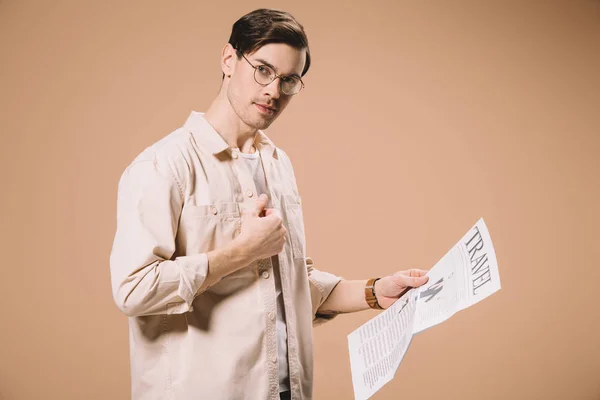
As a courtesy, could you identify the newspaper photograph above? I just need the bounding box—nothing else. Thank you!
[347,217,501,400]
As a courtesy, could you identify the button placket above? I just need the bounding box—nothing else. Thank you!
[231,146,282,396]
[229,147,260,211]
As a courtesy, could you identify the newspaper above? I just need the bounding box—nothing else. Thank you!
[347,218,501,400]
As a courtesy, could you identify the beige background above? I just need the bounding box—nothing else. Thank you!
[1,1,599,399]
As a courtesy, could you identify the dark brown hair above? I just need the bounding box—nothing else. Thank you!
[226,8,311,77]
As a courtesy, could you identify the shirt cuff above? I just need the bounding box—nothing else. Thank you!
[174,253,209,312]
[307,257,342,326]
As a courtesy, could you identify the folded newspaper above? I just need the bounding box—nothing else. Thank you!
[347,217,501,400]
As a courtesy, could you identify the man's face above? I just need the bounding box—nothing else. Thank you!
[225,43,306,131]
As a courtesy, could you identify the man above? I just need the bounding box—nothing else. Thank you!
[110,8,429,400]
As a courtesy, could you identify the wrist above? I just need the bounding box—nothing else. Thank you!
[365,278,384,310]
[228,239,254,268]
[374,278,383,304]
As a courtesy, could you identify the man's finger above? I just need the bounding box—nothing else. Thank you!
[398,269,429,277]
[264,210,283,224]
[395,273,429,288]
[254,193,269,215]
[411,275,429,286]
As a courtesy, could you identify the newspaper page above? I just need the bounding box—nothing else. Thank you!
[347,218,500,400]
[347,291,418,400]
[412,217,501,333]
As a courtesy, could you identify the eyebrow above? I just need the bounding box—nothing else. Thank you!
[254,58,301,79]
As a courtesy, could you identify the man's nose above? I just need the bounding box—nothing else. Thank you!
[263,78,282,99]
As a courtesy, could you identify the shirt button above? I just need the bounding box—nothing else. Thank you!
[232,152,238,159]
[210,206,218,215]
[268,312,275,320]
[246,190,254,198]
[261,271,270,279]
[271,355,277,363]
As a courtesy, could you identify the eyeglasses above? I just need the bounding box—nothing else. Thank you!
[238,52,305,96]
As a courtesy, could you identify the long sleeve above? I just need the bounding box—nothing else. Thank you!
[305,256,342,326]
[109,154,207,317]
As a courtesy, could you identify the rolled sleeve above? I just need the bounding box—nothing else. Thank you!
[305,257,342,326]
[174,253,209,309]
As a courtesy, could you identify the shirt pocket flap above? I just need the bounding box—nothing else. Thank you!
[185,202,241,219]
[281,194,302,208]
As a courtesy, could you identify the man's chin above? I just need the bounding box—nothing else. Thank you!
[251,115,276,130]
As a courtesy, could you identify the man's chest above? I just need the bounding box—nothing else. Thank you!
[173,147,304,260]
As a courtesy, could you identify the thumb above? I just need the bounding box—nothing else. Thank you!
[412,275,429,287]
[254,194,269,215]
[393,273,429,288]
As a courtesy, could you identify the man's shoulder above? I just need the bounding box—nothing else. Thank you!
[116,126,195,196]
[127,125,194,168]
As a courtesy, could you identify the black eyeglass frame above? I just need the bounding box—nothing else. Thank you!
[236,50,305,96]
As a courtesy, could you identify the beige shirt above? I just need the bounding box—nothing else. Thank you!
[237,149,290,392]
[109,111,342,400]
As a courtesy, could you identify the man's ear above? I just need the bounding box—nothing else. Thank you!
[221,43,237,78]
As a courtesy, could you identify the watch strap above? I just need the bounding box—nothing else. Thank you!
[365,278,384,310]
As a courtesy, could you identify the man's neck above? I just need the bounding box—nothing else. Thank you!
[204,95,257,154]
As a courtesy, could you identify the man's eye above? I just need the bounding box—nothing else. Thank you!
[257,66,270,74]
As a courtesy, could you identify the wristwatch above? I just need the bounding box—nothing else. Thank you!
[365,278,384,310]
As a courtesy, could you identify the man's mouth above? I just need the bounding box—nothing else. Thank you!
[255,103,277,115]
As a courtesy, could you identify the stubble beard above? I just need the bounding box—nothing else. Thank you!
[226,87,275,131]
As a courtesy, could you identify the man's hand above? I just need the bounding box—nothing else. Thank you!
[234,193,287,262]
[374,269,429,309]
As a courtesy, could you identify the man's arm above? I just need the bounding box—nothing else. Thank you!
[317,270,429,314]
[112,236,252,318]
[316,280,371,314]
[110,154,284,317]
[110,157,207,317]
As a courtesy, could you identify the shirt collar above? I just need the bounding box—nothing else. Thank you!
[183,111,278,159]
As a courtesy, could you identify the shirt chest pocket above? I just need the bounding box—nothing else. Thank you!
[281,194,306,260]
[180,202,242,254]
